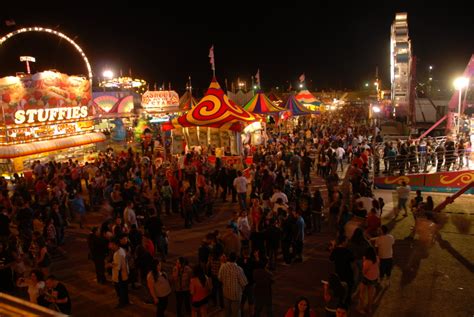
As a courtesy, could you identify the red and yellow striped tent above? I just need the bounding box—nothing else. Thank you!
[163,78,257,131]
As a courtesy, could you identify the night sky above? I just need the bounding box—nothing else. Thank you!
[1,3,473,95]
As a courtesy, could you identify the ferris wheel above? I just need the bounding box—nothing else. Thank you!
[0,26,93,83]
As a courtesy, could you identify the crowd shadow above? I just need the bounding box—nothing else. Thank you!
[384,215,405,232]
[436,232,474,273]
[450,214,472,235]
[392,237,430,287]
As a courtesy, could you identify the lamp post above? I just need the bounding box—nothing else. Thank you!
[453,77,469,136]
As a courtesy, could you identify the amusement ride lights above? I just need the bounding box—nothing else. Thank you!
[0,27,93,83]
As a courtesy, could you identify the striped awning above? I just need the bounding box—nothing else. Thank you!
[0,132,106,159]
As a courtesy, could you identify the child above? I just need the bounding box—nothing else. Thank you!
[378,197,385,217]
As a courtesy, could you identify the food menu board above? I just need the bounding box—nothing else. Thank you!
[142,90,179,113]
[1,120,93,143]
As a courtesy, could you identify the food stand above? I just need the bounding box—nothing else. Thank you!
[0,71,105,173]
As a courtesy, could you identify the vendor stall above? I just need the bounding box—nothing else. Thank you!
[243,92,284,145]
[163,78,257,155]
[0,71,106,173]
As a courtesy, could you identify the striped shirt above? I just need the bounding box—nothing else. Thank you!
[218,262,248,301]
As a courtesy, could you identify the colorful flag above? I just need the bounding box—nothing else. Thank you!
[5,19,16,26]
[209,45,215,71]
[255,69,260,85]
[299,73,305,82]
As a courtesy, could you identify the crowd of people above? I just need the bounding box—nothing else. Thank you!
[377,135,472,176]
[0,104,452,316]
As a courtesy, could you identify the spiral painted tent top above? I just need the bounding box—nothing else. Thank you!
[163,77,257,132]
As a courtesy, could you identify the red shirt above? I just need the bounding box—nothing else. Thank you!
[144,239,155,255]
[190,277,210,303]
[352,157,364,169]
[361,151,369,164]
[366,214,381,236]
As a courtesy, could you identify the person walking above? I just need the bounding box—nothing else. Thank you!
[233,171,249,211]
[396,181,411,217]
[218,252,248,317]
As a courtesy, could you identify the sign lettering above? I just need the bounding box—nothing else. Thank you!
[14,106,89,124]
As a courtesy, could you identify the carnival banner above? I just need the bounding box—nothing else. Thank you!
[142,90,179,113]
[0,71,92,125]
[374,170,474,193]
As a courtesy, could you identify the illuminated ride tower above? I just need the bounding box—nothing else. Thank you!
[390,12,412,122]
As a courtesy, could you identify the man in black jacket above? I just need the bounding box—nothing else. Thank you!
[88,227,109,284]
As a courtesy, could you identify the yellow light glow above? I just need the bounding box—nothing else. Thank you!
[453,77,469,90]
[0,26,93,82]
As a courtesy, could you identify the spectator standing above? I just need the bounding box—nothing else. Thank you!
[190,265,212,317]
[357,247,379,314]
[172,257,192,317]
[329,236,355,302]
[374,225,395,286]
[42,275,71,315]
[253,257,274,317]
[107,239,130,308]
[123,201,138,231]
[293,210,305,263]
[87,227,108,284]
[218,252,248,317]
[284,296,317,317]
[147,259,172,317]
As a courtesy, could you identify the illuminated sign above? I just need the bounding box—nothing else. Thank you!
[14,106,88,124]
[142,90,179,113]
[0,71,91,126]
[0,71,92,144]
[6,121,93,141]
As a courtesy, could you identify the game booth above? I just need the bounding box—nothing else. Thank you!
[162,78,259,167]
[92,91,140,142]
[0,71,106,174]
[279,94,318,132]
[242,91,285,144]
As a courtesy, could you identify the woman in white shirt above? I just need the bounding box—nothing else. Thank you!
[17,269,45,304]
[147,259,172,317]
